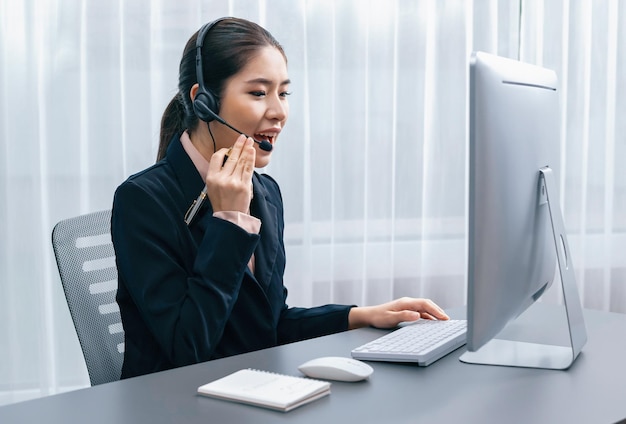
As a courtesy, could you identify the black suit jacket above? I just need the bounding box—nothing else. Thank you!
[112,136,352,378]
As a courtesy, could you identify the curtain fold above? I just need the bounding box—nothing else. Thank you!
[0,0,623,406]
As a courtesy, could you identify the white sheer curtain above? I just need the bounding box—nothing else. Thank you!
[1,0,624,406]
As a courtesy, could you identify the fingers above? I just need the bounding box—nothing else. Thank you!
[220,135,255,178]
[418,298,449,320]
[392,297,449,322]
[239,146,255,182]
[205,135,256,213]
[394,310,421,324]
[223,134,246,166]
[418,312,437,321]
[210,134,245,170]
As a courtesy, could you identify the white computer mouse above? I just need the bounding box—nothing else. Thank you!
[297,356,374,382]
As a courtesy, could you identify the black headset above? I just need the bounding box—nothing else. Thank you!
[192,18,229,123]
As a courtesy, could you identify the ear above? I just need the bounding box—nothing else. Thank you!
[189,83,199,102]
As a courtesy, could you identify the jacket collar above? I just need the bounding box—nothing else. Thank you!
[165,133,206,207]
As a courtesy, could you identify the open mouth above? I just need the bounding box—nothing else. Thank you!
[254,134,275,144]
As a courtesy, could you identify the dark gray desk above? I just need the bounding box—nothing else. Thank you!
[1,304,625,423]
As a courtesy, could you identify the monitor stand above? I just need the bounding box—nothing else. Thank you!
[459,167,587,369]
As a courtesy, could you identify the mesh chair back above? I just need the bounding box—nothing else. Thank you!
[51,209,124,385]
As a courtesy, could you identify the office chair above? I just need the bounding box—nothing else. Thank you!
[51,209,124,386]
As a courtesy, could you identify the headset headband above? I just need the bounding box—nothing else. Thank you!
[195,17,230,93]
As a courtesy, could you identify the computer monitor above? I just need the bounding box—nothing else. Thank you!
[459,52,587,369]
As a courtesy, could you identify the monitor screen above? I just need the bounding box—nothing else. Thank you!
[464,51,560,353]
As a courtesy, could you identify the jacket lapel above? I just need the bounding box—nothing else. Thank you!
[250,173,279,290]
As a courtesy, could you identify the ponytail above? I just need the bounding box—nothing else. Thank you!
[157,94,186,161]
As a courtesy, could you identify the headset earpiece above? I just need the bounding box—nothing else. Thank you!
[192,89,219,122]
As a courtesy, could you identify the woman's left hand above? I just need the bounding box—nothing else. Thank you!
[348,297,449,330]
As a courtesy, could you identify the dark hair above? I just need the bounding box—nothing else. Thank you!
[157,17,286,161]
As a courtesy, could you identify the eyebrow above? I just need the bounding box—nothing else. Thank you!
[245,78,291,86]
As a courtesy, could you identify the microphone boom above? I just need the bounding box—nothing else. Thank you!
[211,112,273,152]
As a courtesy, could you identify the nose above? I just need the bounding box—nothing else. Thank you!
[266,94,288,122]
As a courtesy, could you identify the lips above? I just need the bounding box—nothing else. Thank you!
[253,130,280,146]
[254,134,274,144]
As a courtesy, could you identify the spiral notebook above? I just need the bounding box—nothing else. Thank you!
[197,368,331,412]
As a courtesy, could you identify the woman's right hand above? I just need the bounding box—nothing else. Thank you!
[348,297,450,330]
[206,134,256,214]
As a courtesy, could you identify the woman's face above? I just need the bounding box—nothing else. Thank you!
[210,45,290,168]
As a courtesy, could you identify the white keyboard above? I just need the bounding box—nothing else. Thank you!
[351,319,467,366]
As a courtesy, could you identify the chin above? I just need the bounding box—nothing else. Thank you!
[255,156,271,169]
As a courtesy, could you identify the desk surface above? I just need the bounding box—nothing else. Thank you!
[1,303,625,424]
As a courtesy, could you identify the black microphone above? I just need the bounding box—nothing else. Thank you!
[207,109,273,152]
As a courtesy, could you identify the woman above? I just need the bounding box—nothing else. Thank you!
[112,17,448,379]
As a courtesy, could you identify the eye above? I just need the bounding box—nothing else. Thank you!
[250,91,266,97]
[280,91,292,98]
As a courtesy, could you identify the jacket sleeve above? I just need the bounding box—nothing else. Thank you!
[112,179,259,367]
[276,301,355,345]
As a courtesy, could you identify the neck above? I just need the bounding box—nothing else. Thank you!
[188,124,215,162]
